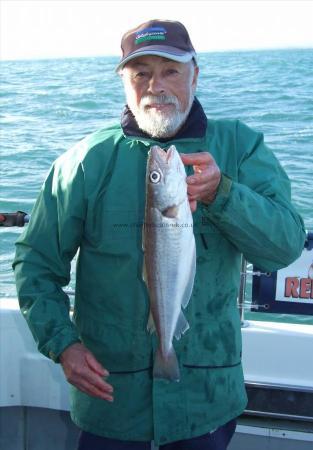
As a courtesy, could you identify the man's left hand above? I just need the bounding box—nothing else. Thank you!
[180,152,221,212]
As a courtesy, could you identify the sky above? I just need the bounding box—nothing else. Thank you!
[1,0,312,61]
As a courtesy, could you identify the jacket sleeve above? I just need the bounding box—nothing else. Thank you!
[201,120,306,271]
[13,151,86,362]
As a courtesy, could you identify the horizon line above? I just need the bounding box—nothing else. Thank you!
[1,45,312,63]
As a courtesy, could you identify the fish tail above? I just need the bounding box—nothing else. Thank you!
[153,346,180,382]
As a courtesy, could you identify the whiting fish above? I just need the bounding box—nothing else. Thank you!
[143,145,196,382]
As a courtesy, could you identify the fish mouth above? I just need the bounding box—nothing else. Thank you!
[161,205,179,218]
[150,145,175,164]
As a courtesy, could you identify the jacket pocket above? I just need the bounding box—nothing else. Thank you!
[193,216,223,258]
[76,315,153,373]
[181,312,242,369]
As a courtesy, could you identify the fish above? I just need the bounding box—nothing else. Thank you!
[142,145,196,382]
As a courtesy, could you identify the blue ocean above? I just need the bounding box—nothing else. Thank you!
[1,49,312,322]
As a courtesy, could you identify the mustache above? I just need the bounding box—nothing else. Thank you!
[140,95,180,108]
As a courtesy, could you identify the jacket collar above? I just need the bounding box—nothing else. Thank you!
[121,97,207,142]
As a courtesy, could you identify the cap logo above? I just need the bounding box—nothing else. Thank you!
[135,27,167,45]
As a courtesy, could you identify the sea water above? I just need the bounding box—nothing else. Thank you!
[1,49,312,323]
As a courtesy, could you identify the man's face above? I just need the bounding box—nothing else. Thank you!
[121,55,199,138]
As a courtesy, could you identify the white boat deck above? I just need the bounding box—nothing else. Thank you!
[242,319,313,391]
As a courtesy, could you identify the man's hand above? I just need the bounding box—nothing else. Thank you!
[180,152,221,212]
[60,342,114,402]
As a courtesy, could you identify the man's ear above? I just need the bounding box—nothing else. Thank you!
[192,65,199,88]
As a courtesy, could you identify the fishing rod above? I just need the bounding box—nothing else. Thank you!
[0,211,30,227]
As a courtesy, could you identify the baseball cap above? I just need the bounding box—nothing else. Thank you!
[116,19,197,72]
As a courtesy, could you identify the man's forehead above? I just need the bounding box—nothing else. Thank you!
[125,55,185,68]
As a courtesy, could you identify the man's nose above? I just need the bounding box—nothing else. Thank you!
[147,75,165,95]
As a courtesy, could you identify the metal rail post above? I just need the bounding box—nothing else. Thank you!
[239,256,248,327]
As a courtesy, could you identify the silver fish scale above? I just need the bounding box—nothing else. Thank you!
[150,222,183,346]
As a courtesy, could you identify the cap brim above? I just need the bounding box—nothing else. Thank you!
[115,45,196,72]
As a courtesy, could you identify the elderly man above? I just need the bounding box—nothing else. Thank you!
[13,20,305,450]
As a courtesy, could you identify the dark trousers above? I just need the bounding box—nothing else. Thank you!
[77,419,236,450]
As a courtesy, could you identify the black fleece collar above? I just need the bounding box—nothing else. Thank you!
[120,97,207,142]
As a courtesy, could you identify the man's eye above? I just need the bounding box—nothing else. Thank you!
[135,72,148,78]
[166,69,179,76]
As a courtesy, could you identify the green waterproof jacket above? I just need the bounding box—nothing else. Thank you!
[13,102,306,445]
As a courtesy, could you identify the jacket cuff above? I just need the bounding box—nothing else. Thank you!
[40,327,81,363]
[200,173,232,214]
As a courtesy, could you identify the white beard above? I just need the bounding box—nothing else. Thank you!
[126,93,194,139]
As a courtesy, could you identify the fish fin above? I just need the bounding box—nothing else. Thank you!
[153,346,180,382]
[147,310,156,334]
[181,240,196,309]
[174,310,190,340]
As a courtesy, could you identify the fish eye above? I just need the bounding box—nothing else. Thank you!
[149,170,161,183]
